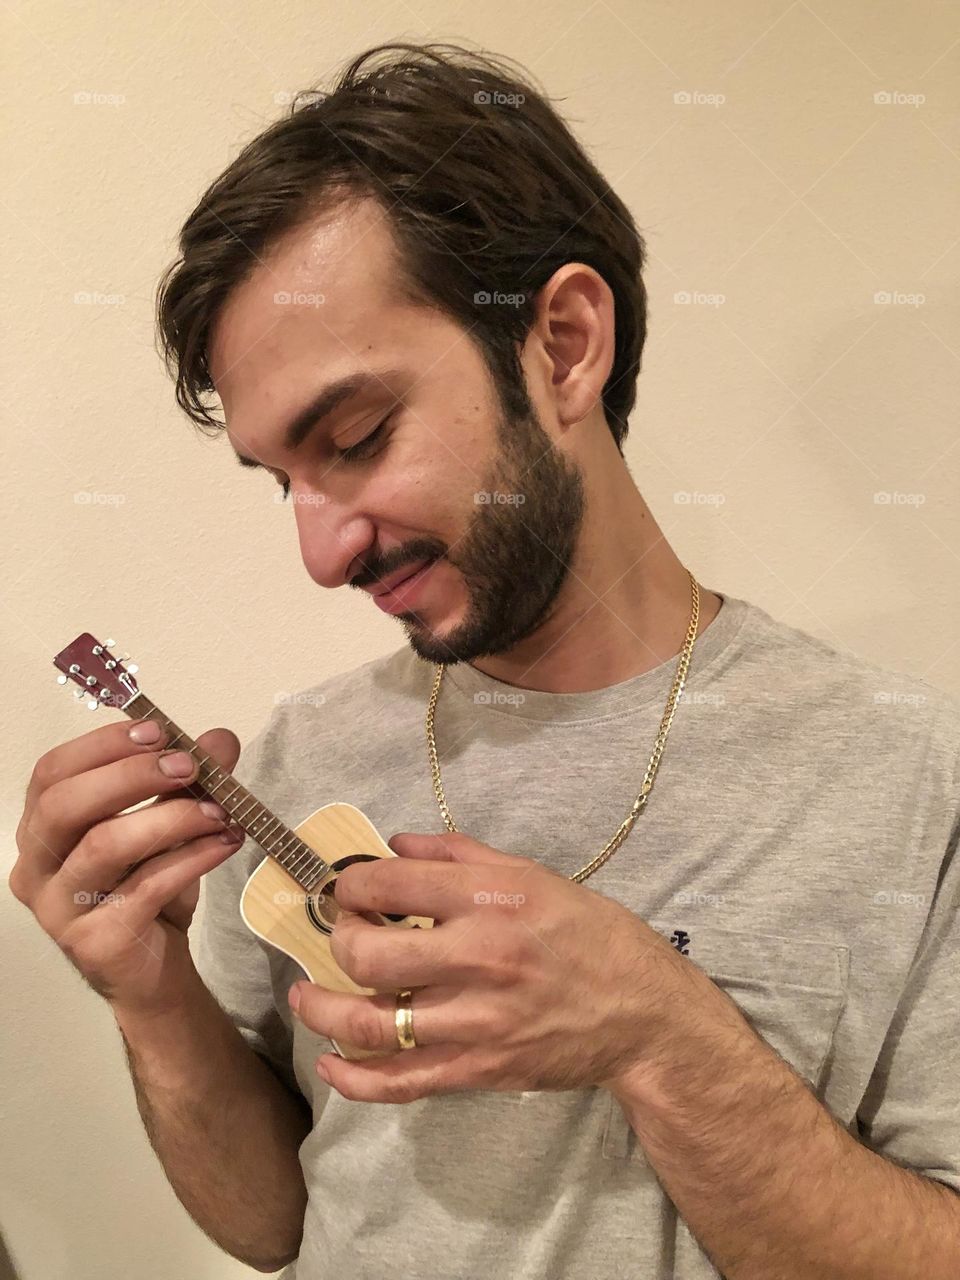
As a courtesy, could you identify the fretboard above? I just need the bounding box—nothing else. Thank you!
[121,692,329,892]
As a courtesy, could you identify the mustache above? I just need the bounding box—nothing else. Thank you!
[348,539,447,590]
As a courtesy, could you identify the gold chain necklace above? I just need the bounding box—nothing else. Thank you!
[425,567,701,884]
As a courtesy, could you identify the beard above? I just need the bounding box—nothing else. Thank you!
[390,403,586,666]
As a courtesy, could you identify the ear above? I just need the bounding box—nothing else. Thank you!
[534,263,615,429]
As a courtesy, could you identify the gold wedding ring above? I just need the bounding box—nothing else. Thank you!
[395,989,417,1050]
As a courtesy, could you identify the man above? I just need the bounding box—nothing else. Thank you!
[14,41,960,1279]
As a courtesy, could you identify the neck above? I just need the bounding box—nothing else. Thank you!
[468,471,723,694]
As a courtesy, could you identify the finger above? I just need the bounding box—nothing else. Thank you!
[329,911,474,989]
[16,718,173,894]
[145,727,241,809]
[133,726,242,912]
[315,1043,485,1103]
[290,982,459,1054]
[78,828,245,941]
[38,797,243,934]
[334,854,477,922]
[21,748,200,881]
[388,831,533,869]
[19,727,238,888]
[22,716,174,822]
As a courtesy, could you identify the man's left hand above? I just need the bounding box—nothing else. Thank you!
[289,830,721,1103]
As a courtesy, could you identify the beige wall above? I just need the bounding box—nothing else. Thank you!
[3,3,957,1277]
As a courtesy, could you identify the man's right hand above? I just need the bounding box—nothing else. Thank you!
[9,718,246,1015]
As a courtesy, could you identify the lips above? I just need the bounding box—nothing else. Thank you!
[371,558,434,597]
[371,557,439,615]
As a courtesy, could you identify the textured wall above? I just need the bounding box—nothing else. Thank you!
[2,3,958,1277]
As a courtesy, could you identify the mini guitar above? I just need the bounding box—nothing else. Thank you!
[53,633,433,1061]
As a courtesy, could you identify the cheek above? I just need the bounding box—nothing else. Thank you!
[374,458,464,531]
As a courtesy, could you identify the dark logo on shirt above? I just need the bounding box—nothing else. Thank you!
[669,929,691,955]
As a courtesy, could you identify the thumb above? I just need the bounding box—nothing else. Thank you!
[150,727,242,807]
[160,876,200,933]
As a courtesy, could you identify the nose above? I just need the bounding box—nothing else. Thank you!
[291,489,375,590]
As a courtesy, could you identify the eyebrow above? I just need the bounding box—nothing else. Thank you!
[233,367,404,469]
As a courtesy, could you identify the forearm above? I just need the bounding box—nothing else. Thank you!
[610,979,960,1280]
[113,968,311,1273]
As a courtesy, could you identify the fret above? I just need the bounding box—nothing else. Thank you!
[288,848,315,877]
[258,817,282,842]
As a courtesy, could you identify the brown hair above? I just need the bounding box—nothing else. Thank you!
[155,41,648,450]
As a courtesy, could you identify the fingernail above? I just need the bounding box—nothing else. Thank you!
[220,825,244,844]
[288,983,302,1013]
[158,751,194,777]
[199,800,227,820]
[129,719,162,745]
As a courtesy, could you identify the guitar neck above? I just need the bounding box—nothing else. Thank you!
[52,631,329,894]
[121,691,329,893]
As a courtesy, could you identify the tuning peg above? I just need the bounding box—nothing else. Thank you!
[57,674,68,685]
[126,663,139,675]
[104,638,116,648]
[87,698,100,710]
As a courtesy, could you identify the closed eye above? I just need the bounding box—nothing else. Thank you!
[274,410,395,502]
[334,412,394,463]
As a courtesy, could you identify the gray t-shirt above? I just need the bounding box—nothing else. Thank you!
[192,588,960,1279]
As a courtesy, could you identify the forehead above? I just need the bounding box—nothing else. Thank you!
[208,197,409,419]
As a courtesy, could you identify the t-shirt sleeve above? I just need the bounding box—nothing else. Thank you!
[855,739,960,1192]
[189,712,301,1100]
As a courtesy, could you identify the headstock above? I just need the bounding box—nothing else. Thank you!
[53,634,141,710]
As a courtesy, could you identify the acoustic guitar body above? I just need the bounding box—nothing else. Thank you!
[239,801,433,1061]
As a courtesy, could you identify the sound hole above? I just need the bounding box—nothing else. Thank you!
[304,852,409,936]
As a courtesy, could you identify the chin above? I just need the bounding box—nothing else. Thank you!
[401,610,470,664]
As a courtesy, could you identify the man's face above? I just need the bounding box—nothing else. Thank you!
[209,197,585,666]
